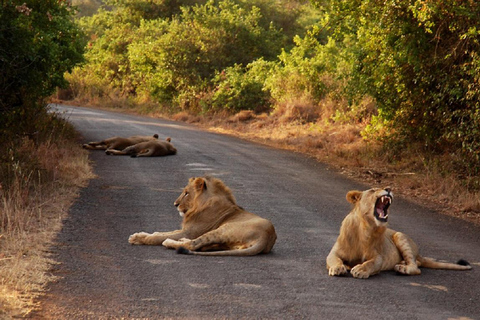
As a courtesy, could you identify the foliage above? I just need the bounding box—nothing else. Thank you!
[317,0,480,172]
[264,26,332,104]
[0,0,85,136]
[69,0,318,109]
[208,60,276,113]
[133,0,284,108]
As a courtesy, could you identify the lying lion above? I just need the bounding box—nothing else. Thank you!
[327,187,472,278]
[128,176,277,256]
[105,137,176,157]
[82,134,159,150]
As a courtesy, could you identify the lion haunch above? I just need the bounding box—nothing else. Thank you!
[326,187,472,279]
[82,134,159,151]
[128,176,277,256]
[105,137,176,157]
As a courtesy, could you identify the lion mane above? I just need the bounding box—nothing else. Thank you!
[128,176,277,256]
[326,187,472,278]
[83,134,159,151]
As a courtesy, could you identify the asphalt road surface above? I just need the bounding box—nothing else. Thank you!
[37,105,480,319]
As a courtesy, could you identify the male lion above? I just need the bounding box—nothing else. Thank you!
[105,137,176,157]
[128,176,277,256]
[326,187,472,279]
[82,134,159,151]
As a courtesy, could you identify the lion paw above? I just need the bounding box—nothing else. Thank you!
[394,263,421,275]
[128,232,150,245]
[328,264,348,276]
[163,238,192,249]
[162,238,178,249]
[350,265,371,279]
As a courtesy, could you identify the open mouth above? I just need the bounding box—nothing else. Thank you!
[374,195,392,222]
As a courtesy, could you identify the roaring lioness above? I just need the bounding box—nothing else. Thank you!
[105,138,176,157]
[128,176,277,256]
[82,134,159,151]
[326,187,472,278]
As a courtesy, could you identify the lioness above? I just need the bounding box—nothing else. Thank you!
[82,134,159,150]
[105,138,176,157]
[128,176,277,256]
[327,187,472,278]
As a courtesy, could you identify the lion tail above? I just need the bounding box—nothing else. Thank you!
[176,240,269,256]
[418,256,472,271]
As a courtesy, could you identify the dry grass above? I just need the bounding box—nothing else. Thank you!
[0,134,94,318]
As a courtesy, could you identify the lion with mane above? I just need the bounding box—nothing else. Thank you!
[129,176,277,256]
[327,187,472,278]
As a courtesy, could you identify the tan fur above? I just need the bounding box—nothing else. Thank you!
[83,134,159,150]
[128,176,277,256]
[105,137,176,157]
[326,187,472,279]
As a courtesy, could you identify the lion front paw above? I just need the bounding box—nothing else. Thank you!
[350,265,371,279]
[162,238,178,249]
[128,232,150,245]
[328,264,348,276]
[162,238,191,249]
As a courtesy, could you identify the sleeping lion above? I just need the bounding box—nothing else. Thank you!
[326,187,472,278]
[105,137,177,157]
[128,176,277,256]
[82,134,159,151]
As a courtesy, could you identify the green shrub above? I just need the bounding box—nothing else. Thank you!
[69,0,318,111]
[209,60,275,113]
[0,0,84,131]
[317,0,480,171]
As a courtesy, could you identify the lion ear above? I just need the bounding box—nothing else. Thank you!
[346,190,362,204]
[193,177,207,192]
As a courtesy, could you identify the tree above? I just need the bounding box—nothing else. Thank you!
[0,0,85,133]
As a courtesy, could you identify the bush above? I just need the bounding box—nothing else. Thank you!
[0,0,84,136]
[317,0,480,172]
[209,60,275,113]
[69,0,319,111]
[264,26,332,104]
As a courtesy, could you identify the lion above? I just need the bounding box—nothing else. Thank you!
[82,134,159,150]
[105,137,176,157]
[128,176,277,256]
[326,187,472,279]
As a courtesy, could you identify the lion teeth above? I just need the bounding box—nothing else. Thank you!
[381,195,391,205]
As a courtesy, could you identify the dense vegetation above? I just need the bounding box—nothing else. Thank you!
[0,0,85,188]
[320,0,480,176]
[69,0,479,184]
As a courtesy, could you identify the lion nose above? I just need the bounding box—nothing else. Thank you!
[174,201,179,207]
[384,187,392,194]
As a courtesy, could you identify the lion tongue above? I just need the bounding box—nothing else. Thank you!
[376,207,386,218]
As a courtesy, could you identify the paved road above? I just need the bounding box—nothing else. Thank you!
[38,105,479,319]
